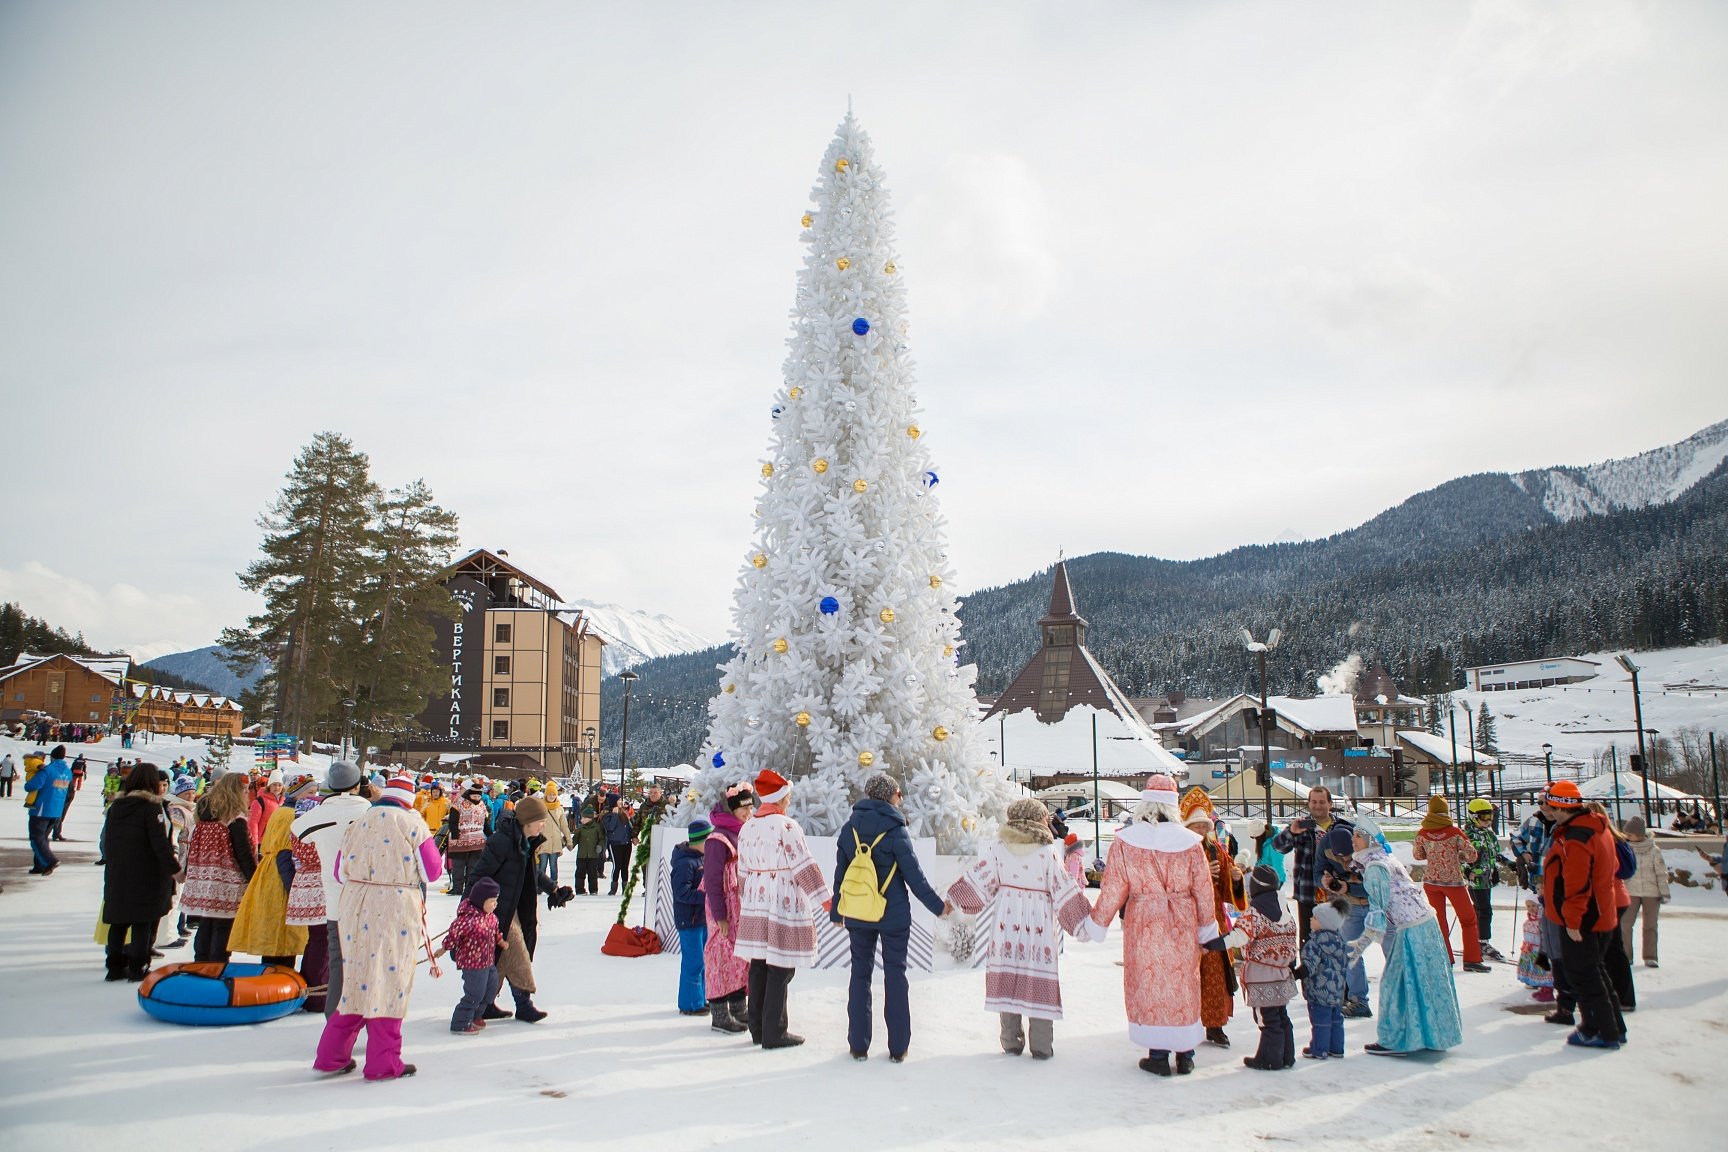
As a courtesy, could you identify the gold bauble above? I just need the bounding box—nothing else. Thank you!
[836,158,850,172]
[907,424,920,439]
[933,726,949,742]
[878,607,895,624]
[857,750,874,767]
[962,816,975,830]
[884,261,897,274]
[761,462,774,478]
[852,478,868,494]
[794,711,811,727]
[929,575,942,589]
[789,386,802,400]
[752,553,767,569]
[801,213,813,228]
[724,683,735,694]
[943,645,955,658]
[836,257,850,271]
[772,637,789,654]
[812,458,829,474]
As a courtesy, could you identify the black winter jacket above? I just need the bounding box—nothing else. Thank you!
[472,812,554,954]
[830,798,945,932]
[102,791,179,923]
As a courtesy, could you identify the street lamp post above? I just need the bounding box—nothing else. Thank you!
[1447,705,1461,812]
[582,725,598,787]
[1242,626,1282,853]
[1542,742,1553,788]
[617,671,639,791]
[1466,708,1479,805]
[1616,654,1653,826]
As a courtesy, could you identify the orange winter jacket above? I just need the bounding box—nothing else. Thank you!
[1543,810,1617,933]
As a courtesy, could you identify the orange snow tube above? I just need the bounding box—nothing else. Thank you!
[138,962,307,1026]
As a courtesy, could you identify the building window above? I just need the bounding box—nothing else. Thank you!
[495,655,511,675]
[493,687,510,708]
[495,622,512,643]
[492,720,509,740]
[91,693,103,702]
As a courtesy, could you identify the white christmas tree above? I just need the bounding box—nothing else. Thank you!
[678,114,1017,853]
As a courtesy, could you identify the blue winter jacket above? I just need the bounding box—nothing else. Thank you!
[1300,928,1350,1007]
[28,758,73,819]
[670,843,706,931]
[830,798,945,933]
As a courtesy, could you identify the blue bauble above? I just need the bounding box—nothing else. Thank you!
[820,596,840,615]
[771,404,785,420]
[924,470,939,489]
[711,751,725,769]
[852,317,870,335]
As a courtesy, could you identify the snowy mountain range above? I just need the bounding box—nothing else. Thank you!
[1512,418,1728,521]
[564,600,712,676]
[141,645,264,698]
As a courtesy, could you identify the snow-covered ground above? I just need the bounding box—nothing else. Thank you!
[1450,642,1728,782]
[3,732,1726,1151]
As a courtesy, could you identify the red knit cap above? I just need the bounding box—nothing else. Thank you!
[754,769,791,804]
[1544,780,1584,809]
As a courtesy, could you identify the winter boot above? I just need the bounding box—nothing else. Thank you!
[710,995,747,1035]
[999,1013,1026,1056]
[1138,1050,1172,1077]
[1205,1026,1231,1048]
[481,1002,513,1021]
[512,990,547,1024]
[1175,1051,1195,1075]
[1544,1008,1576,1027]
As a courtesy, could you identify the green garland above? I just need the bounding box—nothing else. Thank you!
[615,809,661,926]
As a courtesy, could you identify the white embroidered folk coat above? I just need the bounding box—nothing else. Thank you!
[735,808,830,968]
[948,837,1094,1019]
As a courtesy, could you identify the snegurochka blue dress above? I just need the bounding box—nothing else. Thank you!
[1358,844,1463,1052]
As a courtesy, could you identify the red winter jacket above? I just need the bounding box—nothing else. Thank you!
[1543,810,1617,933]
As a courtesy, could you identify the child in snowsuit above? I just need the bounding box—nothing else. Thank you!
[436,876,505,1034]
[671,821,711,1015]
[572,806,606,895]
[1296,898,1351,1058]
[1516,897,1554,1002]
[1227,865,1300,1070]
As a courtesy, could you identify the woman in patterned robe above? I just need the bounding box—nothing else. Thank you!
[1180,787,1243,1047]
[735,769,830,1049]
[948,798,1094,1059]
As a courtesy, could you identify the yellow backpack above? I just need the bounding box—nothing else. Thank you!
[836,828,897,922]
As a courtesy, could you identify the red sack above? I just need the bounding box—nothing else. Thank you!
[601,923,662,957]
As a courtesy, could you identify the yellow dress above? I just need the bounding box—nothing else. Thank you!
[229,806,310,958]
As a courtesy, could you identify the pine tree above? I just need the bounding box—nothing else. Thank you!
[1476,702,1498,754]
[220,432,378,750]
[1426,693,1445,735]
[342,479,461,763]
[678,115,1016,852]
[205,731,233,773]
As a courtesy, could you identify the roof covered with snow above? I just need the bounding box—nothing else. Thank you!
[1181,693,1361,738]
[1577,770,1700,802]
[1395,728,1501,767]
[978,701,1187,780]
[2,651,132,685]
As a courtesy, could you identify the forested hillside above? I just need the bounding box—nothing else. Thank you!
[596,459,1728,773]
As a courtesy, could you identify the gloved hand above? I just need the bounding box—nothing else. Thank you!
[1347,929,1381,962]
[1202,936,1229,953]
[548,885,574,908]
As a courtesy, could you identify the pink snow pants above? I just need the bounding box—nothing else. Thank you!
[314,1012,405,1080]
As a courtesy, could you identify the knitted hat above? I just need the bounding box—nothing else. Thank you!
[724,783,757,811]
[285,776,319,805]
[1622,815,1647,837]
[1064,832,1080,847]
[1544,780,1584,809]
[466,877,501,906]
[1324,824,1357,859]
[755,769,791,805]
[1313,899,1347,933]
[687,819,713,843]
[267,768,285,787]
[1179,786,1216,828]
[514,796,549,826]
[1249,864,1280,896]
[863,773,900,803]
[326,760,363,792]
[171,775,197,796]
[580,805,596,818]
[1420,794,1453,831]
[379,775,417,808]
[1141,773,1180,805]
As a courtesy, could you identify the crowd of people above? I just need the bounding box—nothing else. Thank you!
[8,741,1728,1082]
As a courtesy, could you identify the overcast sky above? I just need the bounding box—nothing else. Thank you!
[2,1,1725,661]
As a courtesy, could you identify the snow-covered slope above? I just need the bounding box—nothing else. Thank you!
[1513,417,1728,521]
[141,644,264,698]
[564,600,712,676]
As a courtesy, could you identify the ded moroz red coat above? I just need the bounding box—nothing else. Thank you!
[1085,819,1218,1053]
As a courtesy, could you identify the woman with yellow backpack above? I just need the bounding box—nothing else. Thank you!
[830,773,950,1063]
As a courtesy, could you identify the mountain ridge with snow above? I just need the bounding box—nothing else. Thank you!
[562,600,713,676]
[1513,417,1728,521]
